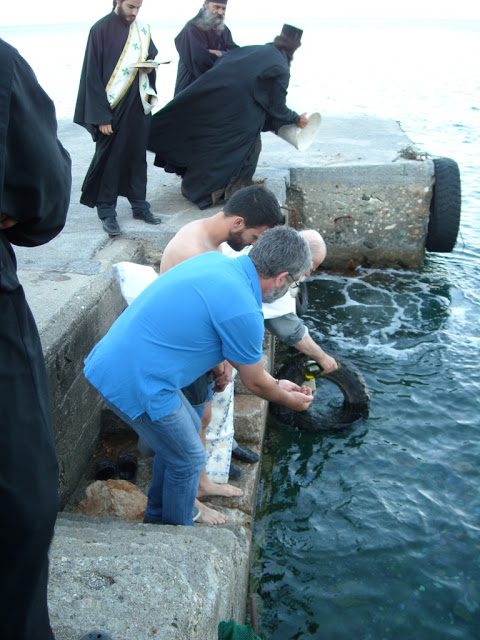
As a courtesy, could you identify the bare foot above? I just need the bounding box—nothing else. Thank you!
[194,499,228,525]
[197,475,243,499]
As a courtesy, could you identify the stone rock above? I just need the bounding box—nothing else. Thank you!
[77,479,147,520]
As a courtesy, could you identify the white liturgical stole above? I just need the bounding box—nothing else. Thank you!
[105,20,158,115]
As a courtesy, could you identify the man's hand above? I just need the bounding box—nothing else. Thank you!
[316,353,338,375]
[143,60,156,74]
[277,379,302,392]
[278,379,313,411]
[212,361,233,392]
[296,113,309,129]
[0,215,18,230]
[99,124,113,135]
[208,49,223,57]
[234,360,313,411]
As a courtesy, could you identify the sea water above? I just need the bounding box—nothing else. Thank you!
[1,16,479,639]
[249,19,480,640]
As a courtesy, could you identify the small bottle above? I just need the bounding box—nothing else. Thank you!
[304,360,322,379]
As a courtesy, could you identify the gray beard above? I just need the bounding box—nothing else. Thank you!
[196,8,226,34]
[262,281,291,304]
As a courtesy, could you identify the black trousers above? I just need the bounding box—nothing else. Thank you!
[0,287,58,640]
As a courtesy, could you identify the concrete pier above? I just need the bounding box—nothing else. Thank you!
[14,114,433,639]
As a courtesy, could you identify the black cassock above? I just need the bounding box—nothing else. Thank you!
[174,12,237,95]
[0,39,71,639]
[148,43,300,210]
[74,11,157,208]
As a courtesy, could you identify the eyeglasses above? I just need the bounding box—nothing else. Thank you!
[286,273,303,289]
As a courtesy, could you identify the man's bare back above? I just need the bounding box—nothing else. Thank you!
[160,219,222,274]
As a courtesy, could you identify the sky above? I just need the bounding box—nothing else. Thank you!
[3,0,480,26]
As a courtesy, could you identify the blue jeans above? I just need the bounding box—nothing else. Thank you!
[191,381,215,420]
[103,393,205,526]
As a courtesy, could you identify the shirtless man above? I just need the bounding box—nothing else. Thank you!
[160,185,283,524]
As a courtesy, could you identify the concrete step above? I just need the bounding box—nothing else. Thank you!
[233,395,269,445]
[49,512,250,640]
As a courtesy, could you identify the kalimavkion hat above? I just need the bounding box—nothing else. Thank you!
[279,24,303,47]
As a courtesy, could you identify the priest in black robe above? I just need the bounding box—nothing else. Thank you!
[148,24,308,210]
[0,39,71,640]
[174,0,238,96]
[74,0,161,236]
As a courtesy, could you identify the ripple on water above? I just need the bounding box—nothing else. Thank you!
[253,252,480,639]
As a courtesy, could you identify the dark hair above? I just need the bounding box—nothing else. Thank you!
[223,185,283,229]
[249,226,312,279]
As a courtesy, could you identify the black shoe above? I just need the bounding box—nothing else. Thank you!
[102,217,121,236]
[94,459,116,481]
[117,453,138,483]
[232,444,260,464]
[229,463,243,480]
[132,209,162,224]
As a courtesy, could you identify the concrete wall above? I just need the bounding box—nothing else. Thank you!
[47,282,126,508]
[36,240,144,508]
[287,161,434,270]
[258,114,436,269]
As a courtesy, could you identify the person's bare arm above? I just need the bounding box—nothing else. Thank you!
[230,359,313,411]
[294,333,338,374]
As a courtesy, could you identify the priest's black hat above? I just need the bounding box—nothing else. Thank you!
[279,24,303,47]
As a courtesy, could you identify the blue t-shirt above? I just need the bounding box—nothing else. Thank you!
[84,252,264,420]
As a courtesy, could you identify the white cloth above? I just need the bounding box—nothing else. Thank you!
[205,377,236,483]
[112,261,158,305]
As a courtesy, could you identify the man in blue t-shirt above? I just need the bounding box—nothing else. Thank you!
[84,226,314,526]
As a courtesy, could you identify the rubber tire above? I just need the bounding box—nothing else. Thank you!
[295,281,309,317]
[426,157,461,253]
[270,354,370,424]
[321,356,370,420]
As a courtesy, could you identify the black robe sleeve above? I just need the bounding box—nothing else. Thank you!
[0,41,71,254]
[255,58,300,134]
[73,24,114,138]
